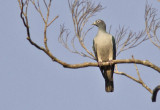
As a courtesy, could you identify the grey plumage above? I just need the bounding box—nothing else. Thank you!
[92,19,116,92]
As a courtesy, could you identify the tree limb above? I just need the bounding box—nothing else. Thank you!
[152,85,160,102]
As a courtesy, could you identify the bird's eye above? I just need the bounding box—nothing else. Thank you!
[97,20,101,23]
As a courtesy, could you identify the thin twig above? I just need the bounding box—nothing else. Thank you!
[132,55,142,81]
[47,16,59,27]
[59,0,103,59]
[145,2,160,49]
[115,71,140,83]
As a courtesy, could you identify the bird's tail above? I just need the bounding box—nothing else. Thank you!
[104,66,114,92]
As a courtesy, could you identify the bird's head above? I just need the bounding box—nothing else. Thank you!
[92,19,106,30]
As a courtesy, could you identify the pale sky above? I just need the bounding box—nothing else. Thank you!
[0,0,160,110]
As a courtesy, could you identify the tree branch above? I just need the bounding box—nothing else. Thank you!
[59,0,103,59]
[145,2,160,49]
[132,56,152,94]
[152,85,160,102]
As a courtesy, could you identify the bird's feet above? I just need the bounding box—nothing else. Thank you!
[108,60,113,66]
[98,61,103,67]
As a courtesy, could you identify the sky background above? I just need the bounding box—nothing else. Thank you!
[0,0,160,110]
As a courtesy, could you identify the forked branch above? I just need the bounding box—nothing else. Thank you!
[59,0,104,59]
[115,26,148,56]
[145,2,160,49]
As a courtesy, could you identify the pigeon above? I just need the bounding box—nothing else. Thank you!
[92,19,116,92]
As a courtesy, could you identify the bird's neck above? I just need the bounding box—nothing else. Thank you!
[98,27,107,33]
[98,24,106,32]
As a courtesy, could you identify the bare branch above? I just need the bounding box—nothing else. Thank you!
[59,0,103,59]
[145,2,160,49]
[115,71,153,94]
[113,2,160,56]
[30,0,46,23]
[47,16,59,27]
[132,55,142,81]
[30,0,58,52]
[114,56,153,94]
[115,26,148,56]
[132,55,152,94]
[43,0,48,9]
[115,71,140,84]
[43,0,52,51]
[152,85,160,102]
[18,0,43,50]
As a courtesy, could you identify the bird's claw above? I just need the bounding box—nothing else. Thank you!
[98,61,103,67]
[108,60,113,66]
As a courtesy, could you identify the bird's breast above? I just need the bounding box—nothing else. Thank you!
[94,34,113,61]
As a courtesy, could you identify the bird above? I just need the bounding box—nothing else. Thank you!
[92,19,116,92]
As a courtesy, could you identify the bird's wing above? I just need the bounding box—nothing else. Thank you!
[93,39,97,60]
[111,36,116,74]
[112,36,116,60]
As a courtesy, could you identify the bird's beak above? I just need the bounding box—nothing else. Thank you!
[92,21,96,25]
